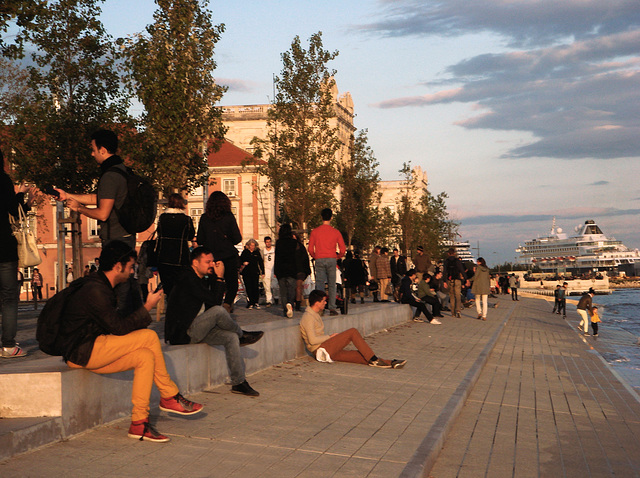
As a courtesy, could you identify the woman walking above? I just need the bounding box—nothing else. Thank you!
[197,191,242,312]
[293,230,311,311]
[156,193,195,299]
[239,239,264,309]
[471,257,491,320]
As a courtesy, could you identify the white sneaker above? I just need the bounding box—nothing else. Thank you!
[286,303,293,318]
[2,345,27,358]
[430,318,442,325]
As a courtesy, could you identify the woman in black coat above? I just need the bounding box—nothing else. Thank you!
[156,193,195,299]
[197,191,242,312]
[239,239,264,309]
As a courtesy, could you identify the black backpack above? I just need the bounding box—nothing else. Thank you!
[36,277,88,356]
[109,167,158,234]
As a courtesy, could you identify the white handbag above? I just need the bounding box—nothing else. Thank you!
[9,204,41,268]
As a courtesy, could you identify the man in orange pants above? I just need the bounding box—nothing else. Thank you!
[62,241,202,442]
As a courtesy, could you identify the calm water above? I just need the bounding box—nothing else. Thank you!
[593,288,640,336]
[591,288,640,391]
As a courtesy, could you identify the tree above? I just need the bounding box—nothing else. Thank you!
[0,1,44,58]
[336,129,380,247]
[119,0,227,193]
[4,0,133,285]
[395,161,457,259]
[7,0,131,193]
[253,32,341,231]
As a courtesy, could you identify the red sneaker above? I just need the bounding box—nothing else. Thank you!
[127,420,169,443]
[159,393,203,415]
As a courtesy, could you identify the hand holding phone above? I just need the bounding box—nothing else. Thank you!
[153,283,163,294]
[43,186,61,199]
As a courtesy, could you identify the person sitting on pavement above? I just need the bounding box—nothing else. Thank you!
[399,269,441,324]
[300,289,406,368]
[416,274,444,317]
[165,246,263,397]
[62,240,203,443]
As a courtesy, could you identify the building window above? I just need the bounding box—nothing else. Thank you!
[222,179,237,197]
[87,218,99,238]
[190,208,203,231]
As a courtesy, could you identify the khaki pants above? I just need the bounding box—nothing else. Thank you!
[68,329,179,422]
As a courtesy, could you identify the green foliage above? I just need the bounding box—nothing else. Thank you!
[336,129,380,247]
[5,0,132,192]
[0,0,45,58]
[119,0,227,193]
[395,161,458,258]
[253,31,341,230]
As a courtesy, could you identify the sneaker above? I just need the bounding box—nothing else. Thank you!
[583,332,590,336]
[159,393,203,416]
[456,312,461,318]
[265,302,272,308]
[391,359,407,369]
[368,358,392,368]
[2,345,27,358]
[286,303,293,318]
[329,309,339,316]
[240,330,264,346]
[430,318,442,325]
[482,317,486,321]
[254,304,261,310]
[413,317,425,323]
[231,380,260,397]
[247,304,254,309]
[593,333,598,337]
[128,420,170,443]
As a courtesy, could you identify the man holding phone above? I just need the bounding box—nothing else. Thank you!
[165,247,264,397]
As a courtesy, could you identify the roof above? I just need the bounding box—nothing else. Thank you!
[206,140,265,167]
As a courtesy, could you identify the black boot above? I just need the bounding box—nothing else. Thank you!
[295,301,301,311]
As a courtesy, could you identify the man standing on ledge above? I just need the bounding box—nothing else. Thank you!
[300,290,406,368]
[308,208,346,316]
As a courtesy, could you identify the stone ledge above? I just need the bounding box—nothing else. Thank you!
[0,304,412,460]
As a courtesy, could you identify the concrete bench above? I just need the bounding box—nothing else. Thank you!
[0,304,412,460]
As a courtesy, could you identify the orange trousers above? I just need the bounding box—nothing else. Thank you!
[68,329,179,422]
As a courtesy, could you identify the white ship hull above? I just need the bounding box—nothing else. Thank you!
[516,219,640,274]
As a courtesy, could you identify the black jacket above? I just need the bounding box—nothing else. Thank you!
[60,272,152,366]
[196,212,242,261]
[157,212,195,266]
[444,255,466,281]
[0,172,29,264]
[274,237,299,279]
[165,267,218,345]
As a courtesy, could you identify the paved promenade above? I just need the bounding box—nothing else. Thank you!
[2,295,640,477]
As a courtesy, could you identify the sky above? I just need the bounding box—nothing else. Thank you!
[98,0,640,265]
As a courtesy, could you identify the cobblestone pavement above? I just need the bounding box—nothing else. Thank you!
[429,296,640,478]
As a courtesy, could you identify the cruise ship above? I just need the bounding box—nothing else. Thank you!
[516,219,640,275]
[443,240,476,263]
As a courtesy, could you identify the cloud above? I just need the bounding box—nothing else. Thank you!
[360,0,640,48]
[217,78,258,93]
[369,8,640,160]
[590,180,609,186]
[459,208,640,226]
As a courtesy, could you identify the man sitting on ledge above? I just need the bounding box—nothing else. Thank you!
[62,241,203,443]
[300,289,406,368]
[165,246,263,397]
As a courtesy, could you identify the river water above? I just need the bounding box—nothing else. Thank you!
[591,288,640,392]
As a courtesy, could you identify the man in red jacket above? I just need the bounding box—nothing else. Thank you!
[308,208,346,316]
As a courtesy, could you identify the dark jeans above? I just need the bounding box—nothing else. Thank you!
[419,294,442,316]
[0,261,19,347]
[403,298,434,321]
[243,272,260,306]
[558,299,566,316]
[278,276,297,312]
[222,255,238,306]
[511,288,518,300]
[158,263,182,299]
